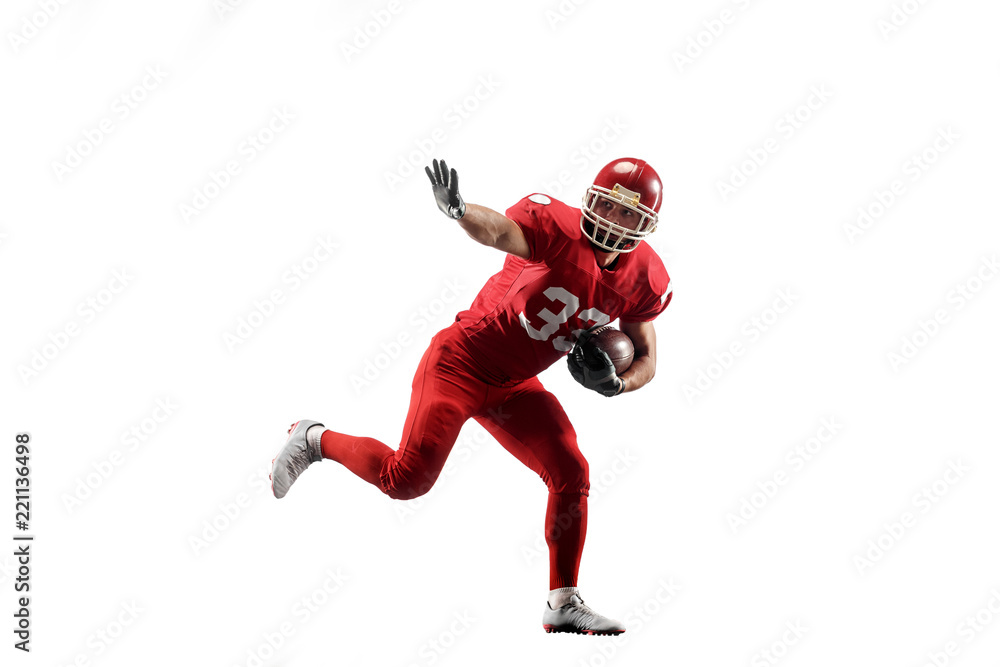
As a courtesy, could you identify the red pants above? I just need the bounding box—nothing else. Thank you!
[320,323,589,589]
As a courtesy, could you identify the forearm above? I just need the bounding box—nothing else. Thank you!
[620,354,655,393]
[456,203,509,248]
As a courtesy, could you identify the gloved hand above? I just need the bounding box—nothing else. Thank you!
[567,329,624,397]
[424,158,466,220]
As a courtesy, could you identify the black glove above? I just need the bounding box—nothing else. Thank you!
[424,158,466,220]
[567,331,624,397]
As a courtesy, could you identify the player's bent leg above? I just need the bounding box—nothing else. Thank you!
[377,389,474,499]
[314,397,479,501]
[318,427,459,501]
[270,420,324,499]
[307,324,486,500]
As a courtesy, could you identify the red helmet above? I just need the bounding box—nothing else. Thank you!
[581,158,662,252]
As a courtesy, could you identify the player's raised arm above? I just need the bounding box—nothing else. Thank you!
[425,158,530,260]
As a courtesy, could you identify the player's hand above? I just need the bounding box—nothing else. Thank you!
[573,323,602,349]
[425,158,466,220]
[568,338,624,398]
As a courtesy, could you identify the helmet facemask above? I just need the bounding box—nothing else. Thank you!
[581,183,658,252]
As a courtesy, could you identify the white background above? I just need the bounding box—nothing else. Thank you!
[2,0,999,665]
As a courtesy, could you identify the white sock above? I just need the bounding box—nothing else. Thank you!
[548,586,579,609]
[306,424,324,461]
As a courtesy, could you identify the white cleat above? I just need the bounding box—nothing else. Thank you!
[270,420,324,499]
[542,594,625,636]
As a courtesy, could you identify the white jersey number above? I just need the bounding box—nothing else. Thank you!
[518,286,610,352]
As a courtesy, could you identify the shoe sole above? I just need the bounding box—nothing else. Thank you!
[270,421,302,498]
[543,624,624,636]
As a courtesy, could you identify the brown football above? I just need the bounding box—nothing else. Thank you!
[584,326,635,375]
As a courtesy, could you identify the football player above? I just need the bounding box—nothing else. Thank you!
[271,157,672,635]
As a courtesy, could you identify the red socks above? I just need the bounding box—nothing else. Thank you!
[546,492,587,589]
[319,430,393,489]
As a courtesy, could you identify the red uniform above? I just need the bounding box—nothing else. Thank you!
[457,193,672,383]
[319,194,672,589]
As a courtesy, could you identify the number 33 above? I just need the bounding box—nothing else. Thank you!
[518,286,610,352]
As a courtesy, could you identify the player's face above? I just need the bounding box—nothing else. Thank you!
[588,198,641,254]
[596,198,641,231]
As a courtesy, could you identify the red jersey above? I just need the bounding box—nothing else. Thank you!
[454,193,672,384]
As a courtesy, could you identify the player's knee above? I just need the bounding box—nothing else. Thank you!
[385,485,426,501]
[381,469,439,501]
[548,450,590,496]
